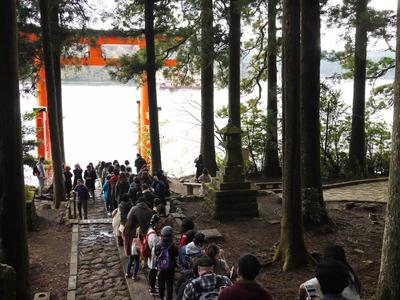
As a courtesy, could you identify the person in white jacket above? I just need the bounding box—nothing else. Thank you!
[147,214,161,296]
[299,245,361,300]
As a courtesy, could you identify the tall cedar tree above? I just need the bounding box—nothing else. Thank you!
[200,0,218,176]
[229,0,241,128]
[300,0,333,227]
[376,1,400,297]
[0,0,31,298]
[348,0,368,178]
[274,0,310,271]
[39,0,65,208]
[145,0,162,172]
[50,0,65,163]
[263,0,281,178]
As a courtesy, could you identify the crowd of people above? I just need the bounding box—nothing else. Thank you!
[35,154,361,300]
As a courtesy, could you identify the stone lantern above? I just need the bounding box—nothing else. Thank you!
[203,121,259,219]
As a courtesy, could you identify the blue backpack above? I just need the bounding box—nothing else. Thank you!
[157,243,174,271]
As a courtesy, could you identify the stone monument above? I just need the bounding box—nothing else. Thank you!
[204,121,259,219]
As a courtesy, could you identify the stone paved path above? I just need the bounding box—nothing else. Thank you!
[323,181,388,203]
[74,192,131,300]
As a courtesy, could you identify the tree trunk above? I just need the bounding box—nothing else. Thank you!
[228,0,241,129]
[200,0,218,176]
[263,0,281,178]
[0,0,31,298]
[39,0,65,209]
[274,0,310,271]
[300,0,333,228]
[376,2,400,298]
[348,0,368,178]
[50,0,65,163]
[145,0,162,172]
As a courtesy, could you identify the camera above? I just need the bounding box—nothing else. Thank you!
[305,284,319,300]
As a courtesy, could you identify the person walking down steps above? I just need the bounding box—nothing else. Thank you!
[74,179,90,220]
[84,164,97,202]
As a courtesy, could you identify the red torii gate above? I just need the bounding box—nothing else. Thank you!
[33,34,176,165]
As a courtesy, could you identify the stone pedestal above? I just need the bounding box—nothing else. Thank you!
[204,122,259,219]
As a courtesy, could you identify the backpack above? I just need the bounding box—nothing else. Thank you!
[194,276,224,300]
[32,165,40,176]
[157,243,174,271]
[178,245,192,270]
[141,230,156,259]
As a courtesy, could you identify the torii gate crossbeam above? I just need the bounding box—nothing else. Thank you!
[33,34,176,166]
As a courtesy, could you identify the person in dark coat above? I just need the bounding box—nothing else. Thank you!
[126,197,154,235]
[155,226,179,300]
[119,196,133,226]
[74,179,90,219]
[134,153,147,174]
[73,163,83,188]
[128,177,142,205]
[64,165,73,200]
[151,176,166,204]
[115,172,130,204]
[156,169,170,197]
[109,169,120,212]
[142,184,157,209]
[194,154,204,182]
[84,164,97,201]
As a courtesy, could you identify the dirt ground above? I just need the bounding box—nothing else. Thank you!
[28,205,71,299]
[181,194,385,300]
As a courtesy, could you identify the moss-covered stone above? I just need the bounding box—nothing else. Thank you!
[25,186,38,231]
[204,182,258,219]
[0,264,16,299]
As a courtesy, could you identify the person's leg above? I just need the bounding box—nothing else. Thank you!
[38,177,44,196]
[91,189,95,202]
[158,271,166,300]
[125,256,133,276]
[149,268,157,290]
[133,255,140,279]
[77,199,83,219]
[83,199,88,219]
[166,270,174,300]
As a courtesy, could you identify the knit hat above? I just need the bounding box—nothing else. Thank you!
[161,226,173,237]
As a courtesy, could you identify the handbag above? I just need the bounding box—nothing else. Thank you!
[131,237,142,255]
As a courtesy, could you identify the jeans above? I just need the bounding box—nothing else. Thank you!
[38,177,45,196]
[149,268,157,289]
[126,255,140,277]
[77,199,88,219]
[158,270,175,300]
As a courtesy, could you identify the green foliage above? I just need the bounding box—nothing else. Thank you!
[319,81,392,178]
[370,83,394,108]
[17,0,92,92]
[108,47,163,85]
[320,82,351,178]
[21,112,39,167]
[325,0,396,103]
[302,188,325,226]
[365,98,391,175]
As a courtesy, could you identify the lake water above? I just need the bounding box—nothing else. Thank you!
[20,78,393,183]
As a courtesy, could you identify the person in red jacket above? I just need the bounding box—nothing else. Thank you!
[218,254,273,300]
